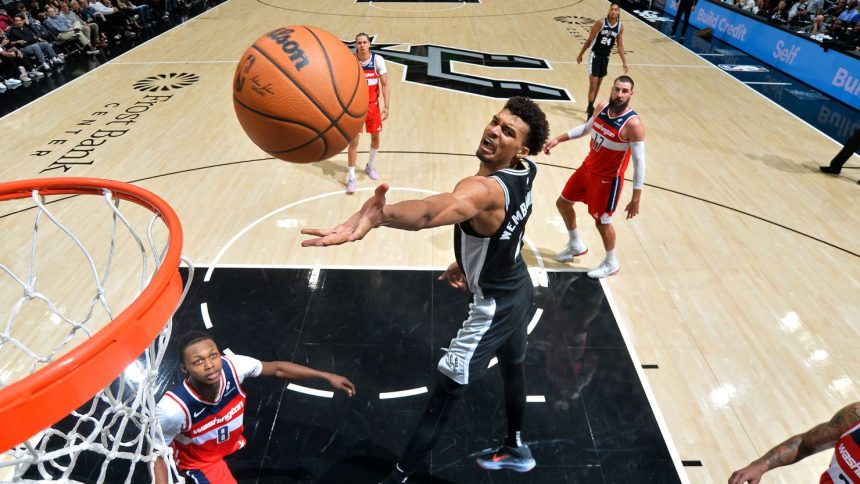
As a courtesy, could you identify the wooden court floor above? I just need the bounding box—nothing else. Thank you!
[1,0,858,482]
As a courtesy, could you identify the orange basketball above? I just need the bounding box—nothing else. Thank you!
[232,26,368,163]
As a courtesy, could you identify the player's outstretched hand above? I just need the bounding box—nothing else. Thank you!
[438,262,467,291]
[543,138,561,155]
[327,374,356,397]
[302,184,389,246]
[728,461,767,484]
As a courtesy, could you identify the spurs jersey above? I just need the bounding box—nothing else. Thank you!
[156,355,262,470]
[590,18,621,57]
[454,159,536,299]
[583,105,638,178]
[822,419,860,483]
[359,52,387,104]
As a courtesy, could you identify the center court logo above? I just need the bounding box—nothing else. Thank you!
[132,72,200,92]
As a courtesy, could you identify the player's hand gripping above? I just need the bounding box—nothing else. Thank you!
[301,184,389,246]
[438,262,467,291]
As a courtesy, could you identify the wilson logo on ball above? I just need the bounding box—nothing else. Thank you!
[268,28,310,71]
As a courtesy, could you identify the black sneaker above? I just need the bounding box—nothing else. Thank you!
[819,166,841,175]
[586,104,594,119]
[475,444,536,472]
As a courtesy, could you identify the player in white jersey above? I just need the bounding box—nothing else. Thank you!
[729,401,860,483]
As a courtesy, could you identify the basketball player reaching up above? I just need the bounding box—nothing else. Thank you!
[302,96,549,483]
[729,401,860,483]
[543,76,645,279]
[152,330,355,484]
[347,32,390,194]
[577,3,628,119]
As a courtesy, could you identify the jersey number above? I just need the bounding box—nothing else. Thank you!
[600,36,613,46]
[217,426,230,443]
[591,134,606,152]
[838,473,849,484]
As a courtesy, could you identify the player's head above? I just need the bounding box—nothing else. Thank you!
[609,76,634,112]
[177,330,223,386]
[607,3,621,20]
[477,96,549,167]
[355,32,371,57]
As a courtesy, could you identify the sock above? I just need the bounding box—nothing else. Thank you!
[500,361,525,448]
[368,148,378,168]
[587,101,594,110]
[567,228,581,246]
[605,249,617,266]
[348,166,356,180]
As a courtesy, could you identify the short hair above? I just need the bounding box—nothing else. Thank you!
[504,96,549,157]
[615,75,635,89]
[13,14,23,19]
[176,330,216,363]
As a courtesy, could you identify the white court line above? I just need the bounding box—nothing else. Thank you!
[198,263,447,271]
[550,61,712,68]
[487,307,545,370]
[601,280,690,484]
[743,81,792,85]
[200,302,213,328]
[287,383,333,398]
[526,395,546,403]
[380,387,428,399]
[110,60,239,65]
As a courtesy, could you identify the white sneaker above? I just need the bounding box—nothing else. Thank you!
[4,78,22,87]
[553,241,588,262]
[0,83,6,93]
[57,54,66,63]
[587,260,620,279]
[29,70,44,78]
[19,73,31,82]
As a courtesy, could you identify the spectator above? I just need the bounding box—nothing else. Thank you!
[838,2,860,21]
[44,5,99,54]
[0,8,15,30]
[826,0,848,19]
[0,29,44,81]
[6,14,64,71]
[755,0,771,17]
[70,0,109,44]
[739,0,757,11]
[808,14,828,33]
[789,6,814,28]
[770,0,790,23]
[58,1,103,49]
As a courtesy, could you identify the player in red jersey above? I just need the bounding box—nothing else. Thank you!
[347,32,391,194]
[543,76,645,279]
[153,331,355,484]
[729,402,860,484]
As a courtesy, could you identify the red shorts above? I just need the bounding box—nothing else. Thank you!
[363,101,383,134]
[560,164,623,223]
[181,459,236,484]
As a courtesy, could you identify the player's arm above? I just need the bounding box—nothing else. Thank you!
[153,457,169,484]
[729,402,860,484]
[260,360,355,396]
[301,178,500,246]
[379,70,390,121]
[577,20,601,63]
[543,105,601,154]
[623,116,645,219]
[616,25,629,73]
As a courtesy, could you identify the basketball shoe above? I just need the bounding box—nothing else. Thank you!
[475,444,536,472]
[587,260,620,279]
[553,241,588,263]
[346,178,357,194]
[365,164,379,180]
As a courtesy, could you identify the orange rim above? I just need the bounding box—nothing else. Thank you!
[0,178,183,452]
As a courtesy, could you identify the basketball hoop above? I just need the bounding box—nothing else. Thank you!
[0,178,190,483]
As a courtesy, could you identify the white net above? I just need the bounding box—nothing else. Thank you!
[0,181,190,484]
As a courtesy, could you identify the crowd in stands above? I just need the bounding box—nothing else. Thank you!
[723,0,860,51]
[0,0,209,92]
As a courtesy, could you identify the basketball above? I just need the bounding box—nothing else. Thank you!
[232,26,368,163]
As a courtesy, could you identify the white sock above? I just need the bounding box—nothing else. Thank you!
[368,148,378,168]
[605,249,617,266]
[567,228,581,246]
[348,166,356,180]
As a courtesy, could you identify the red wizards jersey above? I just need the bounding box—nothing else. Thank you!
[156,355,262,470]
[583,105,638,178]
[359,52,386,104]
[822,419,860,483]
